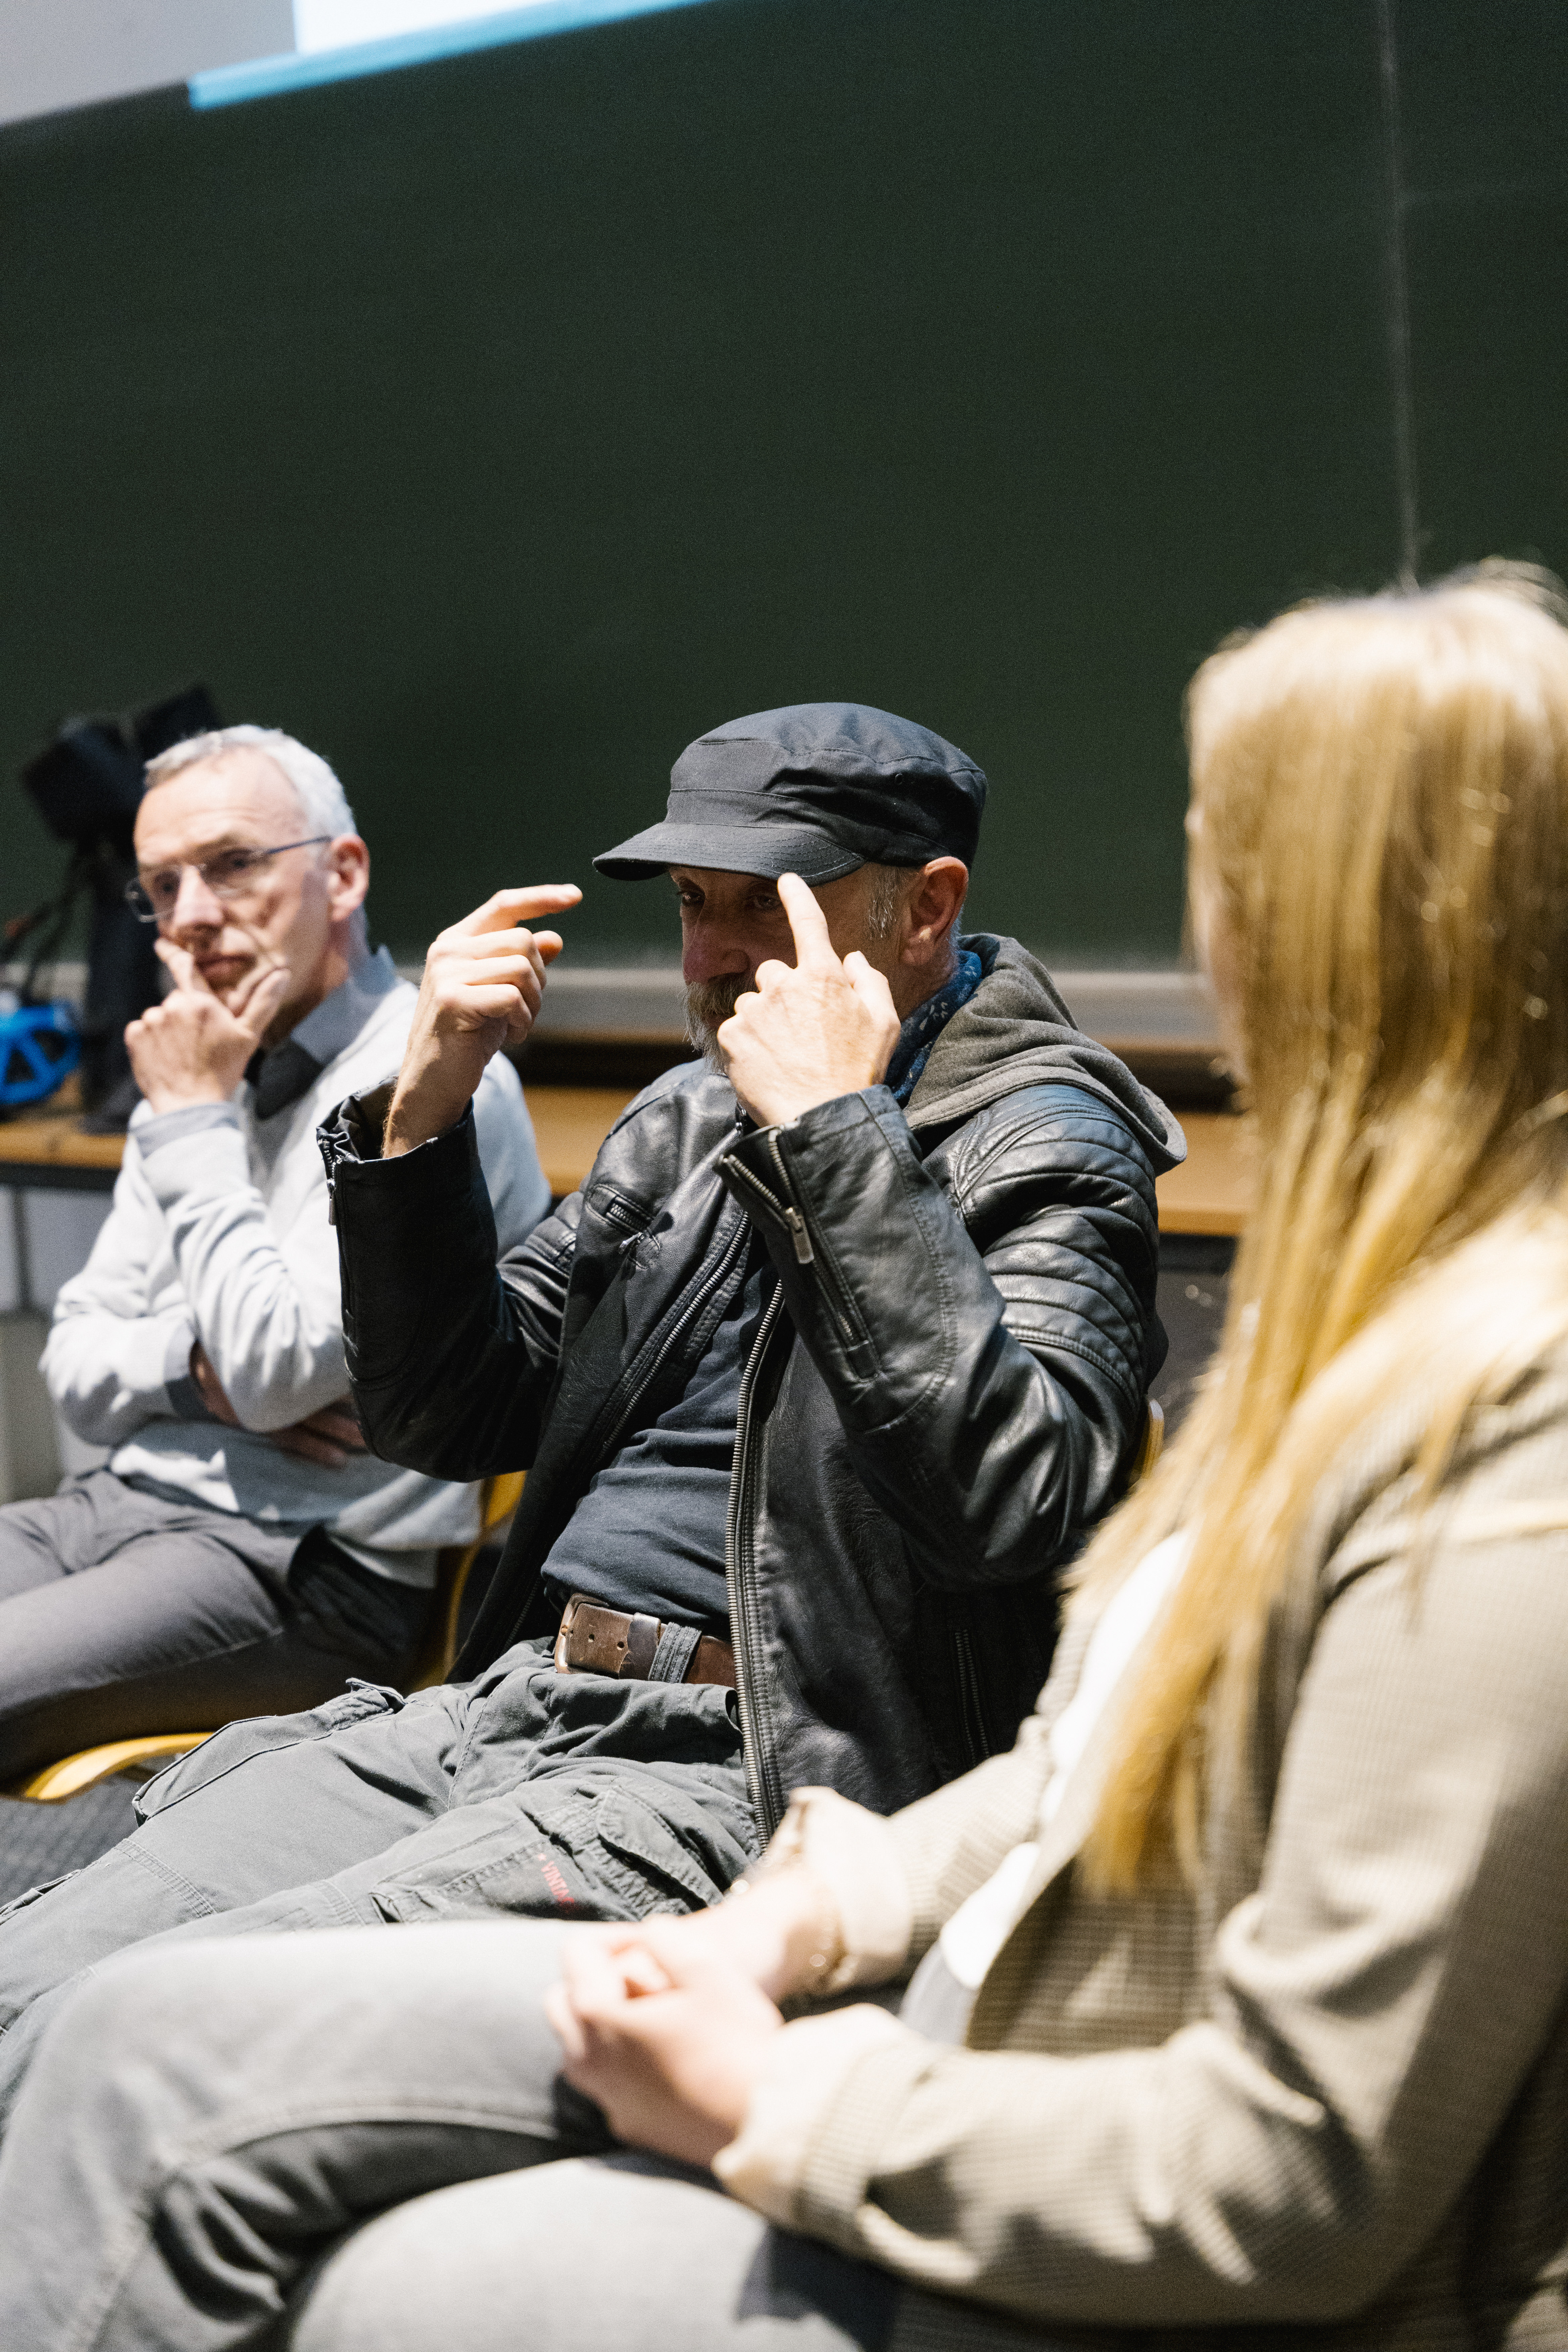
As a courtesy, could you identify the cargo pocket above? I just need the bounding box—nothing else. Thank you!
[366,1784,619,1927]
[592,1786,741,1910]
[368,1776,728,1928]
[133,1681,405,1824]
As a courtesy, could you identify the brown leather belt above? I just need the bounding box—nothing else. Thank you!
[553,1594,736,1688]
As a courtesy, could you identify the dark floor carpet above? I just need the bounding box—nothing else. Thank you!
[0,1241,1234,1906]
[0,1776,138,1906]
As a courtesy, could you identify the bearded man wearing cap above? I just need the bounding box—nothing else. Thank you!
[0,704,1183,2129]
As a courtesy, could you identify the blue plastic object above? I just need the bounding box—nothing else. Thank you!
[0,1000,82,1109]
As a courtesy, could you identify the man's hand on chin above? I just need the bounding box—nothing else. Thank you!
[717,874,901,1128]
[125,943,292,1116]
[383,883,581,1158]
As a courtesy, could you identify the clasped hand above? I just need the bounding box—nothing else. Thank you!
[544,1872,828,2168]
[717,875,901,1128]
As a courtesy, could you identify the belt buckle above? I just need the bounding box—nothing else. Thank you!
[552,1596,582,1674]
[554,1597,665,1680]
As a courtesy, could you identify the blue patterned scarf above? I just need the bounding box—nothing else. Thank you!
[884,948,984,1106]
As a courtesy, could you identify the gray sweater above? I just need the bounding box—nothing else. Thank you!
[43,950,548,1578]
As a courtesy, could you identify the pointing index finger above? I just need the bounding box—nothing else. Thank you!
[776,873,839,971]
[456,886,582,940]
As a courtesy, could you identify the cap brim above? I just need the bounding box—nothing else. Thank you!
[593,821,864,884]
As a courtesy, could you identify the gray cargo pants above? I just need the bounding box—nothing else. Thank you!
[0,1919,906,2352]
[0,1636,757,2132]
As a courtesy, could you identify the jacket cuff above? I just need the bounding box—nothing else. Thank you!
[320,1094,497,1395]
[722,1088,901,1215]
[322,1079,395,1164]
[320,1092,481,1214]
[713,2006,914,2227]
[717,1089,914,1314]
[752,1787,915,1989]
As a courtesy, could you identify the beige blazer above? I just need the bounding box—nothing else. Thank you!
[715,1366,1568,2351]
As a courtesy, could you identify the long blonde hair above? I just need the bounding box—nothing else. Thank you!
[1076,564,1568,1893]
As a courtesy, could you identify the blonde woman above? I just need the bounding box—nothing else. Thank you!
[4,565,1568,2352]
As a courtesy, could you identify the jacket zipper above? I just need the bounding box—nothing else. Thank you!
[725,1282,789,1836]
[784,1209,812,1263]
[766,1138,818,1270]
[720,1145,814,1263]
[951,1617,988,1771]
[720,1137,869,1351]
[765,1134,815,1264]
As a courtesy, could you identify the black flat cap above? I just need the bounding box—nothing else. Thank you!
[593,701,987,884]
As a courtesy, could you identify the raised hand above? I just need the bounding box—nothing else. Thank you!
[384,885,581,1158]
[124,942,292,1115]
[716,873,901,1127]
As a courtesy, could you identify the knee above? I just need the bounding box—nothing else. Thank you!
[33,1934,287,2132]
[0,1943,185,2158]
[288,2187,491,2352]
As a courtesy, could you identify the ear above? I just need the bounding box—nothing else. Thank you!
[324,835,371,923]
[900,859,969,970]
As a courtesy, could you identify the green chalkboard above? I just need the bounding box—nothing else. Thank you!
[1,0,1564,966]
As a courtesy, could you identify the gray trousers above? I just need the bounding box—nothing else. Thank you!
[0,1920,904,2352]
[0,1470,429,1777]
[0,1638,757,2131]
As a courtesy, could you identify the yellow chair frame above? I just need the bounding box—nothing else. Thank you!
[1132,1395,1165,1485]
[4,1472,525,1804]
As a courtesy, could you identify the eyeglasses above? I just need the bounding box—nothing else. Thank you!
[125,837,332,924]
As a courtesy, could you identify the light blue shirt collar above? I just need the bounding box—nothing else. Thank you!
[286,943,401,1071]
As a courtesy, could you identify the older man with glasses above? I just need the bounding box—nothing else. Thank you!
[0,725,549,1780]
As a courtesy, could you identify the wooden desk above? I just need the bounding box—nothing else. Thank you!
[0,1090,1258,1238]
[0,1103,123,1192]
[524,1086,635,1203]
[0,1091,636,1199]
[0,1100,122,1322]
[526,1090,1257,1238]
[1156,1110,1255,1238]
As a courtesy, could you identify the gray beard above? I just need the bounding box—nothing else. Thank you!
[684,976,748,1072]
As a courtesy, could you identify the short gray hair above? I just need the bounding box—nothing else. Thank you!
[144,725,357,839]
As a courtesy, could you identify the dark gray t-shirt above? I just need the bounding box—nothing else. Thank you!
[541,950,987,1634]
[541,1250,772,1631]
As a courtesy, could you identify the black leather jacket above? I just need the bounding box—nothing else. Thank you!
[318,935,1183,1836]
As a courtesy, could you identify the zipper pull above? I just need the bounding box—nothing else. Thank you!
[783,1207,814,1264]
